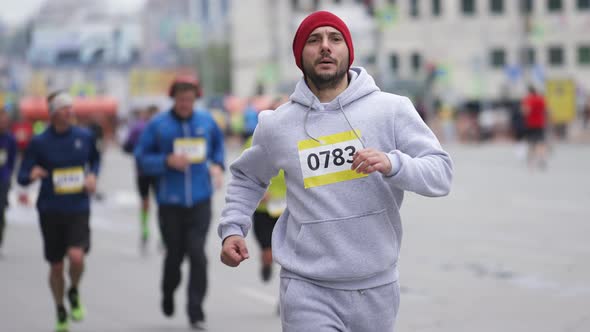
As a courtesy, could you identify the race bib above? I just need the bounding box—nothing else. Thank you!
[0,149,6,166]
[53,167,85,194]
[298,130,367,189]
[174,138,206,163]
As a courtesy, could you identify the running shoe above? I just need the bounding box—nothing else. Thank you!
[68,288,85,321]
[55,306,68,332]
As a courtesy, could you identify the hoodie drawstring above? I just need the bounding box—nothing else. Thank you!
[303,98,366,149]
[337,98,366,149]
[304,101,323,144]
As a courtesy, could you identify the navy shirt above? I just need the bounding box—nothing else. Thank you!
[17,126,100,213]
[0,132,17,184]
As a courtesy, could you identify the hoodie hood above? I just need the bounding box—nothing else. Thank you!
[290,67,380,111]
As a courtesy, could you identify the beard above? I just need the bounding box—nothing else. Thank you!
[303,56,348,90]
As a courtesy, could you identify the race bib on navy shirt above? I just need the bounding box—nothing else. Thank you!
[53,166,85,194]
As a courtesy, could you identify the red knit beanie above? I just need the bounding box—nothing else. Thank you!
[292,11,354,71]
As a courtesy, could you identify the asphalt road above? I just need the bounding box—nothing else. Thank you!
[1,142,589,332]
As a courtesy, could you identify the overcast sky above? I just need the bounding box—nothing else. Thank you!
[0,0,145,26]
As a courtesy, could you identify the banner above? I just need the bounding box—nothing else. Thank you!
[70,82,96,97]
[375,5,398,29]
[129,69,178,96]
[26,72,48,97]
[545,79,576,124]
[176,22,201,49]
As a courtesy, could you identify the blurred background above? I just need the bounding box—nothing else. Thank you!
[0,1,589,331]
[0,0,588,143]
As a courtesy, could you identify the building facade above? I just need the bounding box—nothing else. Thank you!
[380,0,590,102]
[230,0,590,103]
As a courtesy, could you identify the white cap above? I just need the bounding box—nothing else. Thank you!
[49,92,73,113]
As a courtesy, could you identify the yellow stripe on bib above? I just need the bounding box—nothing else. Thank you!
[303,169,367,189]
[298,129,361,151]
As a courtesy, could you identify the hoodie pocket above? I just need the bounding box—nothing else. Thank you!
[293,209,397,281]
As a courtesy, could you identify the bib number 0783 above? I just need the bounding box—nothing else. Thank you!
[297,129,367,188]
[307,146,356,171]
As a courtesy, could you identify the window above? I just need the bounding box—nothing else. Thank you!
[548,46,564,66]
[390,53,399,73]
[410,0,419,17]
[490,0,504,14]
[462,0,476,15]
[201,0,209,21]
[520,47,535,66]
[56,50,81,65]
[432,0,442,16]
[548,0,562,12]
[578,45,590,65]
[411,52,422,72]
[490,48,506,68]
[291,0,299,11]
[520,0,533,13]
[578,0,590,10]
[221,0,229,16]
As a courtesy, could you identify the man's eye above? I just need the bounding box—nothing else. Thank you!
[307,38,318,43]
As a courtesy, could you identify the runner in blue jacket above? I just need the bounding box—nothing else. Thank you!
[134,75,224,330]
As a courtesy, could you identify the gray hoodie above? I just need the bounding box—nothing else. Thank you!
[219,67,453,290]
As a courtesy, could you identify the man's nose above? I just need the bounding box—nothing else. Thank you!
[320,37,331,52]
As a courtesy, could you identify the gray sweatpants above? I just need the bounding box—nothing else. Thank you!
[279,278,400,332]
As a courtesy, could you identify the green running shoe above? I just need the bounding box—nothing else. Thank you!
[68,288,85,321]
[56,307,69,332]
[70,304,85,322]
[55,319,69,332]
